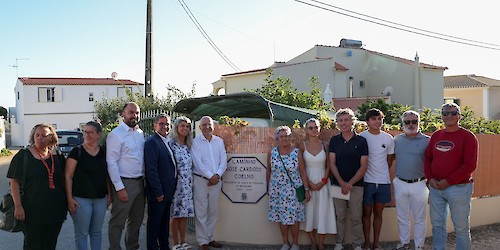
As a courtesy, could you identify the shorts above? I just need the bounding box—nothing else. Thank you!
[363,182,391,205]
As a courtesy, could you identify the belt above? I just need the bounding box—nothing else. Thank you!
[121,176,143,180]
[398,176,426,183]
[193,173,210,180]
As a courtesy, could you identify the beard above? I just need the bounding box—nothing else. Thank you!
[403,126,418,135]
[125,118,139,128]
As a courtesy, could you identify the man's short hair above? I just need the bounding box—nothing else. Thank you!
[335,108,357,122]
[122,102,139,112]
[365,108,384,121]
[401,110,420,122]
[155,113,170,122]
[441,103,461,114]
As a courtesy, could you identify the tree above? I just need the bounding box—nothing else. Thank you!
[0,106,7,118]
[94,83,196,127]
[356,99,411,125]
[246,69,333,111]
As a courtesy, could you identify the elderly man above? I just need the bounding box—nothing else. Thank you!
[106,102,146,250]
[144,114,177,250]
[191,116,227,250]
[425,103,478,250]
[393,111,430,250]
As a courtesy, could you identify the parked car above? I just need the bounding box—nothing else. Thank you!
[56,130,83,158]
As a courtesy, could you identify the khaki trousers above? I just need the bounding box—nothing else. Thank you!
[333,185,364,247]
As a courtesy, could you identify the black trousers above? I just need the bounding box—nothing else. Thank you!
[23,222,63,250]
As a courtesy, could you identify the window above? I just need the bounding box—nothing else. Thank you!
[117,87,132,97]
[359,80,365,88]
[17,92,19,100]
[38,87,55,102]
[89,92,94,101]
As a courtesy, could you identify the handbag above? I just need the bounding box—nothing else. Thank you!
[0,149,28,232]
[277,148,306,202]
[0,193,24,232]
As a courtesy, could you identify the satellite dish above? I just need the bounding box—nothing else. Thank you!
[111,72,118,80]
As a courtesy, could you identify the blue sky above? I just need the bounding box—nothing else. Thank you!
[1,0,499,109]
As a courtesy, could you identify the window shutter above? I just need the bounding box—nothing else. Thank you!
[39,88,47,102]
[54,87,63,102]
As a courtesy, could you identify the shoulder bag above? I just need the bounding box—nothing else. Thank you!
[276,148,305,202]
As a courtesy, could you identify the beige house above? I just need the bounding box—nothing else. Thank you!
[444,75,500,119]
[213,41,448,110]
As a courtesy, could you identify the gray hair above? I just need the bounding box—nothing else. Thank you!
[28,123,58,149]
[170,116,193,147]
[401,110,420,122]
[442,103,461,114]
[335,108,357,122]
[155,113,170,123]
[274,126,292,141]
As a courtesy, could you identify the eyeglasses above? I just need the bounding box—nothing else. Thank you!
[307,126,319,130]
[40,134,53,138]
[441,111,459,116]
[157,122,170,127]
[403,120,418,125]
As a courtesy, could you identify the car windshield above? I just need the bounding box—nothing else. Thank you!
[58,132,83,145]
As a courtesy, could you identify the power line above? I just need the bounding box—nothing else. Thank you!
[294,0,500,51]
[177,0,241,71]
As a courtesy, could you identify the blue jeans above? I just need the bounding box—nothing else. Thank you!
[429,183,473,250]
[70,196,108,250]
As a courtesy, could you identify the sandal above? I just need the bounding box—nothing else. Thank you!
[181,243,192,250]
[172,244,183,250]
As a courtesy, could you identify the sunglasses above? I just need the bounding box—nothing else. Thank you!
[441,111,459,116]
[307,126,319,130]
[403,120,418,125]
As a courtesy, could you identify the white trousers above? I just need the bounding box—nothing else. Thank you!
[393,177,429,248]
[193,175,222,245]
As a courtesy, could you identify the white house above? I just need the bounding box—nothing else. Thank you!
[213,39,448,110]
[11,77,144,147]
[444,74,500,119]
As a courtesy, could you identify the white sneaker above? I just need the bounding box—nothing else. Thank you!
[395,243,410,250]
[415,246,424,250]
[334,244,344,250]
[280,244,291,250]
[290,244,300,250]
[353,246,362,250]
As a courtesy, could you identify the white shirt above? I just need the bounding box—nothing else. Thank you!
[191,133,227,179]
[360,130,394,184]
[106,121,145,191]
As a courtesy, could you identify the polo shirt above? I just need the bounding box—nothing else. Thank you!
[329,133,369,187]
[394,132,429,180]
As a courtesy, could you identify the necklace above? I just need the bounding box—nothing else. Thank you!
[34,147,55,189]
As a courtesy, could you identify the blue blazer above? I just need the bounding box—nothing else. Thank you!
[144,133,177,203]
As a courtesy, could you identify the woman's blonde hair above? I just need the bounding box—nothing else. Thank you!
[170,116,193,147]
[28,123,58,149]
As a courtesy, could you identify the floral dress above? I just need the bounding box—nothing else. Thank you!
[169,140,195,218]
[268,147,305,225]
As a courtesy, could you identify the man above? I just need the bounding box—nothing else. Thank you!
[360,108,395,250]
[424,103,478,250]
[191,116,227,250]
[329,108,369,250]
[106,102,146,250]
[144,114,177,250]
[393,111,430,250]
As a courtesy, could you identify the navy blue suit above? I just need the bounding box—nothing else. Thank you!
[144,133,177,250]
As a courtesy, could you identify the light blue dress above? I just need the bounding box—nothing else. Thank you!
[169,140,194,218]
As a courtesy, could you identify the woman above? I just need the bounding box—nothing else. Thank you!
[7,123,67,250]
[267,126,310,250]
[65,121,110,250]
[168,116,195,250]
[299,118,337,250]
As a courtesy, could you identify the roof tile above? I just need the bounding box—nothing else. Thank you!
[19,77,143,86]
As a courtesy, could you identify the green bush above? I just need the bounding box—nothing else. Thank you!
[0,148,12,157]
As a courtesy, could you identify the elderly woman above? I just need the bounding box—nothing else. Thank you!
[267,126,310,250]
[168,116,195,250]
[7,123,67,250]
[299,118,336,250]
[65,121,110,250]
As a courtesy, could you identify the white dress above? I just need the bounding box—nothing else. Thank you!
[300,145,337,234]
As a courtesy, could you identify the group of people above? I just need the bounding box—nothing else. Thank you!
[7,102,227,250]
[266,103,478,250]
[6,101,477,250]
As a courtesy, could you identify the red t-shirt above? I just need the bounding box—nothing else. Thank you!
[424,127,478,185]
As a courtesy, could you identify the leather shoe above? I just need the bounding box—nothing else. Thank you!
[209,241,223,248]
[201,244,209,250]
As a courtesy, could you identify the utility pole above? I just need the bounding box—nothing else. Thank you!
[145,0,153,101]
[9,58,30,78]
